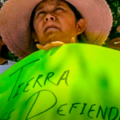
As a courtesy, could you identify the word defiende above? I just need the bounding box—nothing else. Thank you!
[0,89,119,120]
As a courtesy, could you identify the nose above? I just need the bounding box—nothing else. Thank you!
[44,14,55,22]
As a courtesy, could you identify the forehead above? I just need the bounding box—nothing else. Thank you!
[35,0,68,10]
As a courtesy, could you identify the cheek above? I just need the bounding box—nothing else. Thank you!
[59,13,76,30]
[33,20,43,35]
[62,17,77,31]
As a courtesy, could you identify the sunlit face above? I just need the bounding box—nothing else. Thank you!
[32,0,81,45]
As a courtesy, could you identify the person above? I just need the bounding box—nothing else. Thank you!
[117,25,120,33]
[0,0,17,74]
[106,37,120,50]
[0,0,113,59]
[0,35,8,65]
[0,35,16,64]
[0,35,16,74]
[106,25,120,50]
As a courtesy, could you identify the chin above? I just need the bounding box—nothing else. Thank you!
[45,33,60,42]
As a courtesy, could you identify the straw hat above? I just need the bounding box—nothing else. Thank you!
[0,0,113,58]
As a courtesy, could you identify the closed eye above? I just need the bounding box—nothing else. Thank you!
[55,7,64,11]
[37,11,46,16]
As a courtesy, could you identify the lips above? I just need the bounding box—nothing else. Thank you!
[44,25,59,32]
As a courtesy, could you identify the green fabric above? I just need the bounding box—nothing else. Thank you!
[0,43,120,120]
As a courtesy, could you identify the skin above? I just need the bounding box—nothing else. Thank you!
[32,0,86,50]
[107,38,120,50]
[117,26,120,33]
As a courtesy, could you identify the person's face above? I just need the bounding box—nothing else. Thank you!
[32,0,85,45]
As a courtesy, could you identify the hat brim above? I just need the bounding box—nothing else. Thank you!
[0,0,113,58]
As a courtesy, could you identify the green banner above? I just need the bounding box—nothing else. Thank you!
[0,44,120,120]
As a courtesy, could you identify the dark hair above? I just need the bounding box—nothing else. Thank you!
[1,45,9,59]
[0,36,9,59]
[64,1,82,21]
[64,1,83,42]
